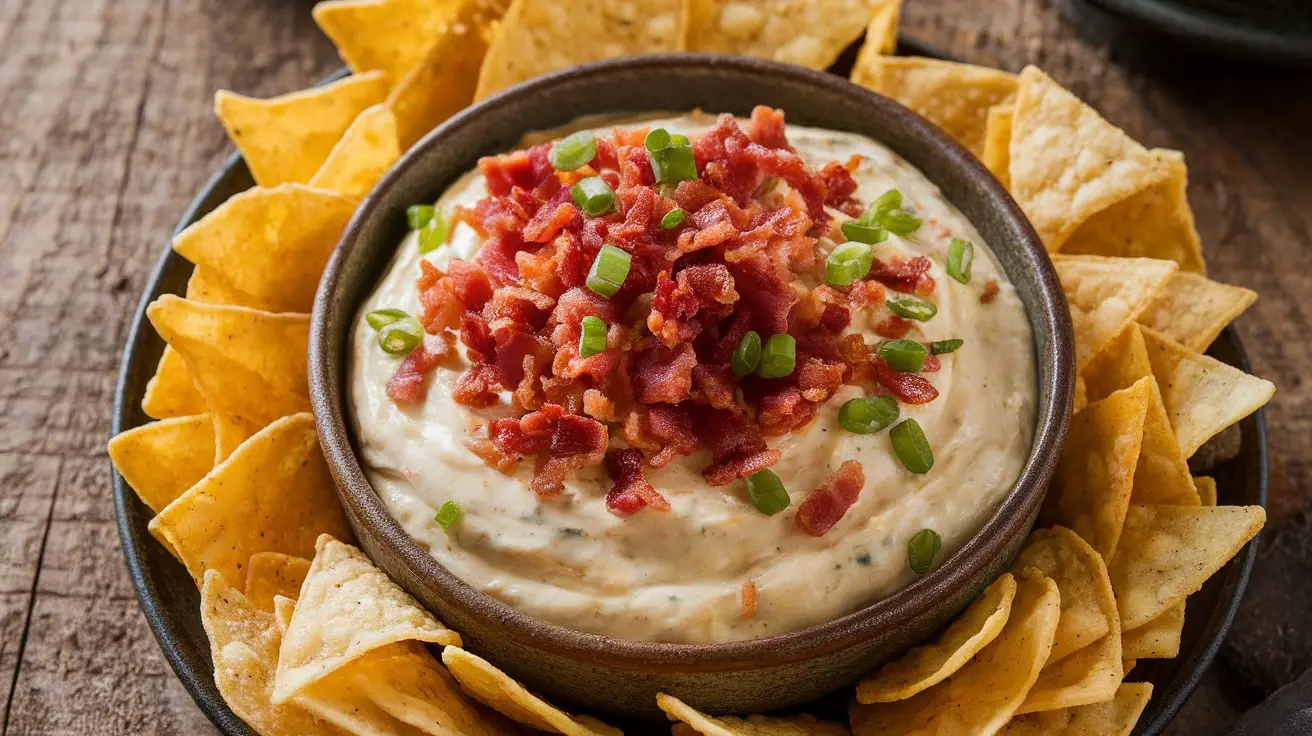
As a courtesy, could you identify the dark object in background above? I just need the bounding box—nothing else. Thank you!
[1232,666,1312,736]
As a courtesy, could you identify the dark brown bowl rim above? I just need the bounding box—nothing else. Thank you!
[310,53,1074,671]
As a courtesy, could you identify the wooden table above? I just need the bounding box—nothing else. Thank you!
[1,0,1307,733]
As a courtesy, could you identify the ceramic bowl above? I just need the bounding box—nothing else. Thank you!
[309,53,1074,718]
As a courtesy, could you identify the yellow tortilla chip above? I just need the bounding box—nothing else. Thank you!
[273,535,461,703]
[657,693,848,735]
[313,0,470,82]
[981,102,1013,189]
[308,104,400,198]
[1010,529,1111,665]
[387,0,504,149]
[857,573,1017,703]
[215,71,389,187]
[1194,476,1217,506]
[1122,602,1183,660]
[142,346,207,419]
[851,57,1017,157]
[172,185,357,314]
[851,0,902,69]
[1009,66,1169,251]
[1138,271,1256,353]
[109,415,215,514]
[349,643,519,736]
[1139,327,1275,457]
[1000,682,1152,736]
[199,571,345,736]
[186,265,279,310]
[849,569,1060,736]
[245,552,312,613]
[442,647,621,736]
[1051,254,1176,366]
[687,0,868,71]
[1109,504,1265,629]
[1060,149,1205,273]
[1039,378,1149,560]
[477,0,687,102]
[1122,659,1137,676]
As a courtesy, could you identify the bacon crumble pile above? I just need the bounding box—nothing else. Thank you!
[387,107,948,534]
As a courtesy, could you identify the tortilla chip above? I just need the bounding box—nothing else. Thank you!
[1009,66,1168,251]
[273,535,461,702]
[1051,254,1176,366]
[1000,682,1152,736]
[981,103,1013,189]
[142,346,207,419]
[1137,272,1255,352]
[849,569,1060,736]
[212,411,267,463]
[1194,476,1218,507]
[851,57,1017,157]
[308,104,400,198]
[245,552,312,613]
[109,415,215,513]
[200,572,344,735]
[313,0,470,82]
[186,265,279,310]
[149,413,352,587]
[1039,378,1149,560]
[442,647,621,736]
[172,184,356,314]
[1060,149,1205,273]
[215,71,389,187]
[851,0,902,71]
[477,0,687,102]
[1139,327,1275,457]
[657,693,848,735]
[1109,504,1265,629]
[1010,529,1111,665]
[687,0,868,71]
[857,573,1017,703]
[387,0,504,149]
[1122,602,1183,660]
[1122,659,1137,676]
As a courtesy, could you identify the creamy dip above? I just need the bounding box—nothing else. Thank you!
[349,113,1037,643]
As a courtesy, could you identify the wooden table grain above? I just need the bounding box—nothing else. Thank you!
[0,1,1307,733]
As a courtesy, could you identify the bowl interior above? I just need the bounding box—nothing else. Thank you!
[311,53,1073,683]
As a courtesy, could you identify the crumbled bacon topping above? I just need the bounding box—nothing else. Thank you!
[795,460,866,536]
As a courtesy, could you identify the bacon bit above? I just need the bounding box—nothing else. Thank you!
[840,334,874,385]
[747,105,790,150]
[447,260,494,311]
[386,341,448,404]
[633,343,697,404]
[604,448,670,516]
[522,189,580,243]
[875,315,915,339]
[819,155,861,213]
[648,264,738,347]
[868,256,935,296]
[981,279,1000,304]
[478,144,553,196]
[453,362,502,408]
[417,261,464,334]
[921,353,941,373]
[739,581,758,618]
[485,405,607,496]
[692,364,737,409]
[872,357,940,404]
[474,234,523,287]
[725,251,797,336]
[758,387,818,436]
[459,311,495,362]
[699,408,782,485]
[796,356,846,403]
[582,389,618,422]
[795,460,865,536]
[623,404,699,468]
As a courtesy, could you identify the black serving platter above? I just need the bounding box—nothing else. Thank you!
[111,36,1266,736]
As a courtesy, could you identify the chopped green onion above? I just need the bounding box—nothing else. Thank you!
[732,330,762,377]
[406,204,435,230]
[378,317,423,355]
[877,338,928,372]
[435,501,462,533]
[570,176,616,217]
[669,133,690,147]
[579,315,607,358]
[644,128,671,151]
[908,528,941,574]
[549,131,597,171]
[871,189,903,214]
[418,208,451,253]
[756,334,796,379]
[947,238,974,284]
[886,297,938,322]
[890,419,934,474]
[840,219,886,245]
[660,208,687,229]
[646,128,698,184]
[837,396,899,434]
[366,308,411,331]
[746,469,790,515]
[826,241,875,286]
[931,338,964,355]
[876,207,922,236]
[585,244,631,297]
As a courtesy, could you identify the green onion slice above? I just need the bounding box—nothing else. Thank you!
[585,243,631,298]
[876,207,922,236]
[908,528,941,574]
[890,419,934,474]
[931,338,964,355]
[435,501,462,533]
[840,219,886,245]
[579,315,607,358]
[947,238,974,284]
[826,241,875,287]
[366,308,411,331]
[660,208,687,229]
[645,128,698,184]
[746,469,790,515]
[406,204,435,231]
[378,317,423,356]
[837,396,900,435]
[644,128,671,151]
[886,297,938,322]
[549,131,597,171]
[756,333,796,379]
[871,189,903,214]
[877,338,928,372]
[732,330,762,377]
[418,208,451,254]
[570,176,616,217]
